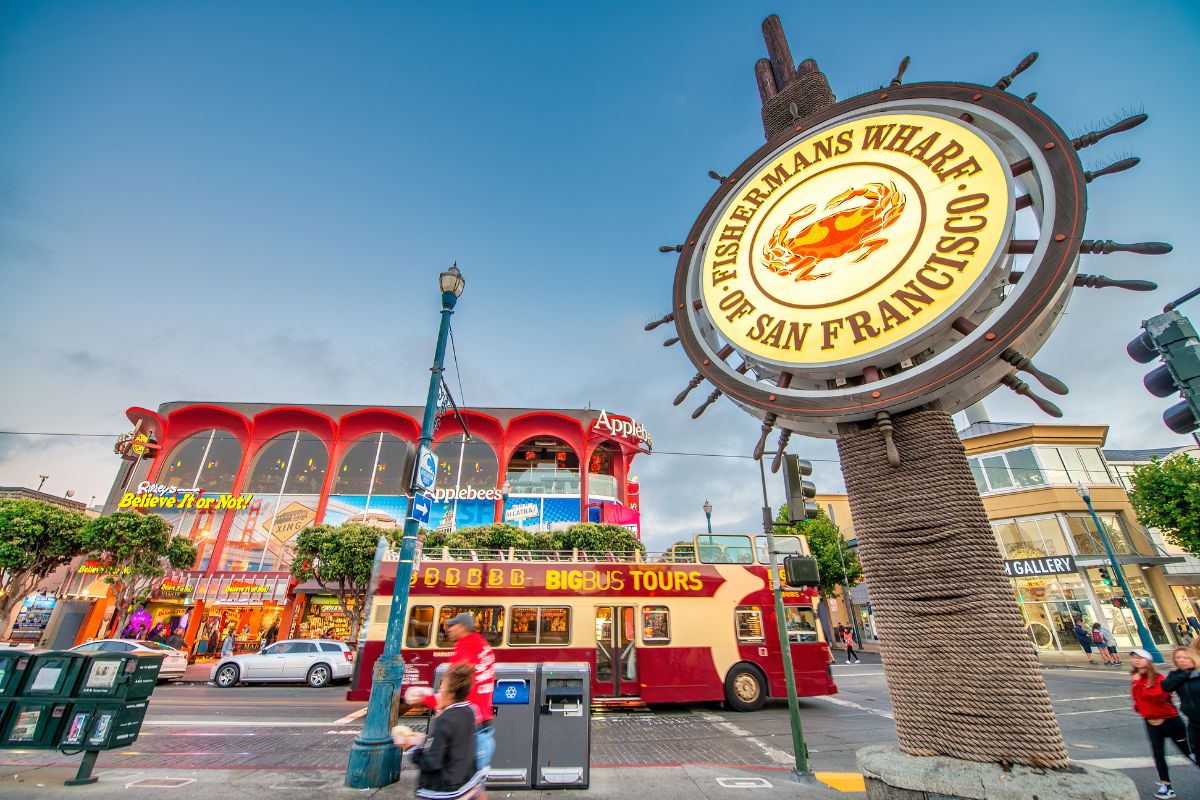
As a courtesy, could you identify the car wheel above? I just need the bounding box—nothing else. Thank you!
[724,663,767,712]
[215,664,240,688]
[307,664,332,688]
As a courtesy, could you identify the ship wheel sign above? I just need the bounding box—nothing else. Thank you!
[652,43,1169,465]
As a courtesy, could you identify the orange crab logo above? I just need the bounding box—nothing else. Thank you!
[761,182,907,281]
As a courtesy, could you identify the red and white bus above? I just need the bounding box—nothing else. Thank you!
[349,534,838,710]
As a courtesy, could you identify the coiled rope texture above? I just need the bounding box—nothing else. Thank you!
[836,407,1070,768]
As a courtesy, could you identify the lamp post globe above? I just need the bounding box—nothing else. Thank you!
[345,263,465,788]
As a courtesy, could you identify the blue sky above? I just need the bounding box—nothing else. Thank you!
[2,1,1198,548]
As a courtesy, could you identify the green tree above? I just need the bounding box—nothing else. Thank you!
[776,505,861,599]
[291,523,395,644]
[1129,454,1200,556]
[551,523,645,556]
[82,511,198,636]
[425,522,645,557]
[666,540,696,562]
[0,499,88,630]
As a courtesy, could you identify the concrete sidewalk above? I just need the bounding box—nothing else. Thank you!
[0,763,865,799]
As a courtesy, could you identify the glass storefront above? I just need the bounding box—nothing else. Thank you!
[507,437,580,496]
[994,513,1176,651]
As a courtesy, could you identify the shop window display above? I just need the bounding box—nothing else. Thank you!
[506,438,580,496]
[295,596,354,642]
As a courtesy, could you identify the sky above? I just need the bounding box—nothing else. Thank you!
[2,1,1199,551]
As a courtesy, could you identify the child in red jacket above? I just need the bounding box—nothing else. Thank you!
[1130,648,1195,799]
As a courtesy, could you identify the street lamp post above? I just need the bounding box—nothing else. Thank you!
[703,499,713,540]
[1076,484,1163,663]
[345,264,465,789]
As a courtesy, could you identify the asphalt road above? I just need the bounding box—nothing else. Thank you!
[2,655,1197,797]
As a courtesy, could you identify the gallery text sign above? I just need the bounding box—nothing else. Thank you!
[1002,556,1076,577]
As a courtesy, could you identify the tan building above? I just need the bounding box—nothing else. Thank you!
[815,420,1188,653]
[1105,446,1200,630]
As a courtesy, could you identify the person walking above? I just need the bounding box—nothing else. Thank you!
[395,662,486,800]
[1162,647,1200,756]
[221,630,234,658]
[1130,648,1195,799]
[1073,617,1096,664]
[841,625,860,664]
[408,613,496,790]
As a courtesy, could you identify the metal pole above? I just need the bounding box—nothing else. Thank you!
[758,457,810,778]
[345,284,459,789]
[706,511,712,535]
[1081,493,1163,662]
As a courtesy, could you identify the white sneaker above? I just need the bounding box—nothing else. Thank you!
[1156,782,1176,799]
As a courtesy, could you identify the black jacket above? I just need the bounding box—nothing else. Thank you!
[1162,668,1200,719]
[411,703,480,799]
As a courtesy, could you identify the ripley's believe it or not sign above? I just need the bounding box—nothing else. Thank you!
[666,78,1147,437]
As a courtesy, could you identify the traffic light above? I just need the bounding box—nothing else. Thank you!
[783,555,820,587]
[1127,310,1200,433]
[1098,566,1113,586]
[782,455,819,523]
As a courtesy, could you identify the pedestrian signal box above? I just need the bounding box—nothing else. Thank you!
[784,555,820,588]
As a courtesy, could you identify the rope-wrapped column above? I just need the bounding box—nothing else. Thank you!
[837,407,1069,768]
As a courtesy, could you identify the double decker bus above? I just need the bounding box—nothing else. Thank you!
[349,534,837,710]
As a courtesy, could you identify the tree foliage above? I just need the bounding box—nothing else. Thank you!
[423,522,645,556]
[776,505,862,599]
[0,499,89,624]
[1129,454,1200,556]
[291,523,396,644]
[82,511,198,635]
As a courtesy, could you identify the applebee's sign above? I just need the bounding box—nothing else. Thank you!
[594,410,653,451]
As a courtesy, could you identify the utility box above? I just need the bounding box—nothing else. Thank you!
[18,652,90,698]
[2,699,70,747]
[0,650,32,697]
[534,662,590,789]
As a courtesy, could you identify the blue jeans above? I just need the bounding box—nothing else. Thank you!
[475,724,495,771]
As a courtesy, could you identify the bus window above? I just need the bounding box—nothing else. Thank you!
[437,606,505,648]
[509,606,571,646]
[784,607,818,643]
[757,535,804,563]
[698,534,755,564]
[735,606,765,643]
[642,606,670,644]
[406,605,434,648]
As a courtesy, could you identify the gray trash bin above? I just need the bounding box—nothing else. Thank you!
[432,662,540,789]
[534,662,590,789]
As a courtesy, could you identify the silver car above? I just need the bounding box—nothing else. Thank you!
[71,639,188,681]
[210,639,354,688]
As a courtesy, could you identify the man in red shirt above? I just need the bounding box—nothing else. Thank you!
[410,613,495,788]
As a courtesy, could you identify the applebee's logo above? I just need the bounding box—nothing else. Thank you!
[595,410,653,449]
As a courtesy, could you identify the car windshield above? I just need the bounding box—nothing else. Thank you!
[134,641,175,651]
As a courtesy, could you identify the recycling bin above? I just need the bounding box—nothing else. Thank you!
[433,662,541,788]
[18,651,90,698]
[2,699,70,747]
[534,663,590,789]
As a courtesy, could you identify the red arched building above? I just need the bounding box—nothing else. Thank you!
[75,402,649,655]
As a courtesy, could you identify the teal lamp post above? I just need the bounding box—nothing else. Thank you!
[1075,483,1163,663]
[345,264,465,788]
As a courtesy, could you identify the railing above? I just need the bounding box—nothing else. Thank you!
[386,547,692,564]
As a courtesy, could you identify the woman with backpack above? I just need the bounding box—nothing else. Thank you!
[1130,648,1195,799]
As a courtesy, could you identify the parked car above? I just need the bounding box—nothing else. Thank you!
[70,639,188,681]
[209,639,354,688]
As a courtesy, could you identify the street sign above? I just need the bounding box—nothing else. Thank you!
[415,446,437,493]
[410,493,432,525]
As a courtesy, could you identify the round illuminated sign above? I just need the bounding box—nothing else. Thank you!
[700,113,1012,368]
[671,83,1087,437]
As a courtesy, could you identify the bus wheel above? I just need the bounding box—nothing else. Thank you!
[724,664,767,712]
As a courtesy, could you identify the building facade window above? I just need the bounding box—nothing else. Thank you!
[333,433,412,497]
[159,429,243,493]
[587,443,620,500]
[434,435,498,492]
[968,446,1116,495]
[506,437,580,496]
[1064,512,1137,556]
